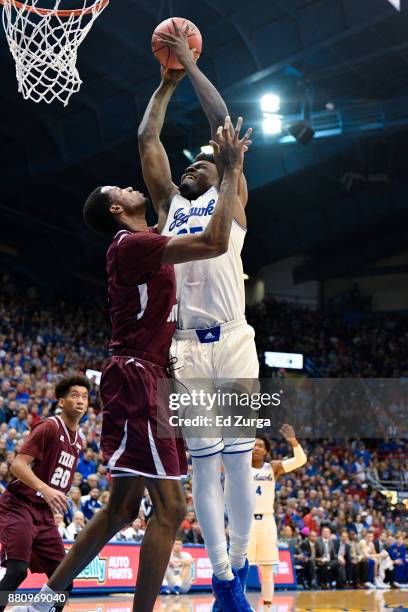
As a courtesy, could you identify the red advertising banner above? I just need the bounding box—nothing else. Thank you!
[0,544,296,592]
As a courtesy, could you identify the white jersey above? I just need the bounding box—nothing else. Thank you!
[252,462,275,515]
[162,186,246,330]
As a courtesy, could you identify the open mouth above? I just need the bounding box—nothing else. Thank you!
[182,174,196,182]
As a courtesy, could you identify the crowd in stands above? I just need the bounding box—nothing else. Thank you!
[1,273,407,590]
[247,297,408,378]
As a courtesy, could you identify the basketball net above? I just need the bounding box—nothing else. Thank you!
[1,0,109,106]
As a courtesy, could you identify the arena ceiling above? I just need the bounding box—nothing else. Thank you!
[1,0,408,289]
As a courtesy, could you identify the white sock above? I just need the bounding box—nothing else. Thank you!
[223,451,255,570]
[30,584,58,612]
[192,454,234,581]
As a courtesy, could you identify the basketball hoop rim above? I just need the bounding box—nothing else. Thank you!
[0,0,108,17]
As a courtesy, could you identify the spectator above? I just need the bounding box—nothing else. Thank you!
[316,526,341,588]
[141,491,153,522]
[183,520,204,545]
[386,534,405,587]
[29,404,42,426]
[65,486,82,524]
[115,527,133,542]
[7,407,29,434]
[279,525,298,550]
[162,538,194,595]
[119,518,145,543]
[348,530,364,588]
[303,507,319,533]
[333,530,351,587]
[72,472,83,489]
[359,531,392,589]
[5,429,17,452]
[65,511,86,540]
[296,530,318,589]
[54,513,68,539]
[80,473,99,496]
[81,487,102,521]
[0,461,10,491]
[99,491,110,508]
[76,448,97,478]
[0,398,6,424]
[96,464,109,491]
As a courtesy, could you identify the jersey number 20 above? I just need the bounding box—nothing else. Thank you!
[51,466,70,489]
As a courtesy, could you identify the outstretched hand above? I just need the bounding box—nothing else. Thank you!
[280,423,297,444]
[156,19,198,68]
[209,116,252,171]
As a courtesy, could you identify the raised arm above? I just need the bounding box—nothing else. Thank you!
[161,116,251,264]
[138,70,183,230]
[156,21,248,208]
[272,424,307,480]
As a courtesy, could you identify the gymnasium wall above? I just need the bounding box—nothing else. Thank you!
[324,252,408,312]
[246,256,319,308]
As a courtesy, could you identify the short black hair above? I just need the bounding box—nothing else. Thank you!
[55,376,90,400]
[83,186,118,235]
[194,152,216,164]
[256,435,271,455]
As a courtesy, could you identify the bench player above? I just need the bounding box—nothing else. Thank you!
[248,426,307,610]
[139,22,258,611]
[16,116,252,612]
[0,376,90,611]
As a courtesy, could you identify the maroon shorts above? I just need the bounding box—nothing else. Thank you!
[100,356,187,479]
[0,492,65,574]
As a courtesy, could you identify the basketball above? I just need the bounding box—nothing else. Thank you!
[152,17,202,70]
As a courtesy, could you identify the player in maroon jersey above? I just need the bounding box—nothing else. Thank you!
[19,116,252,612]
[0,375,89,610]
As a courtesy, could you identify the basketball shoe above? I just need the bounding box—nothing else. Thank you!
[212,572,254,611]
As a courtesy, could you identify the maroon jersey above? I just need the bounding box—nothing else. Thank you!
[6,415,82,506]
[107,228,177,367]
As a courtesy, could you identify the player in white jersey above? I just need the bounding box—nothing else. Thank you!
[138,22,258,611]
[248,426,307,610]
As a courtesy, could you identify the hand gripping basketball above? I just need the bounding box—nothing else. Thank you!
[153,17,201,70]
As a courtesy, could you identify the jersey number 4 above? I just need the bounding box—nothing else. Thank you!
[256,485,262,496]
[50,466,71,489]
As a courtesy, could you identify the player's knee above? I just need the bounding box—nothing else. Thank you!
[105,504,137,528]
[157,497,186,530]
[168,497,187,526]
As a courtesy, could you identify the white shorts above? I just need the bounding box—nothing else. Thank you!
[171,319,259,458]
[247,514,279,566]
